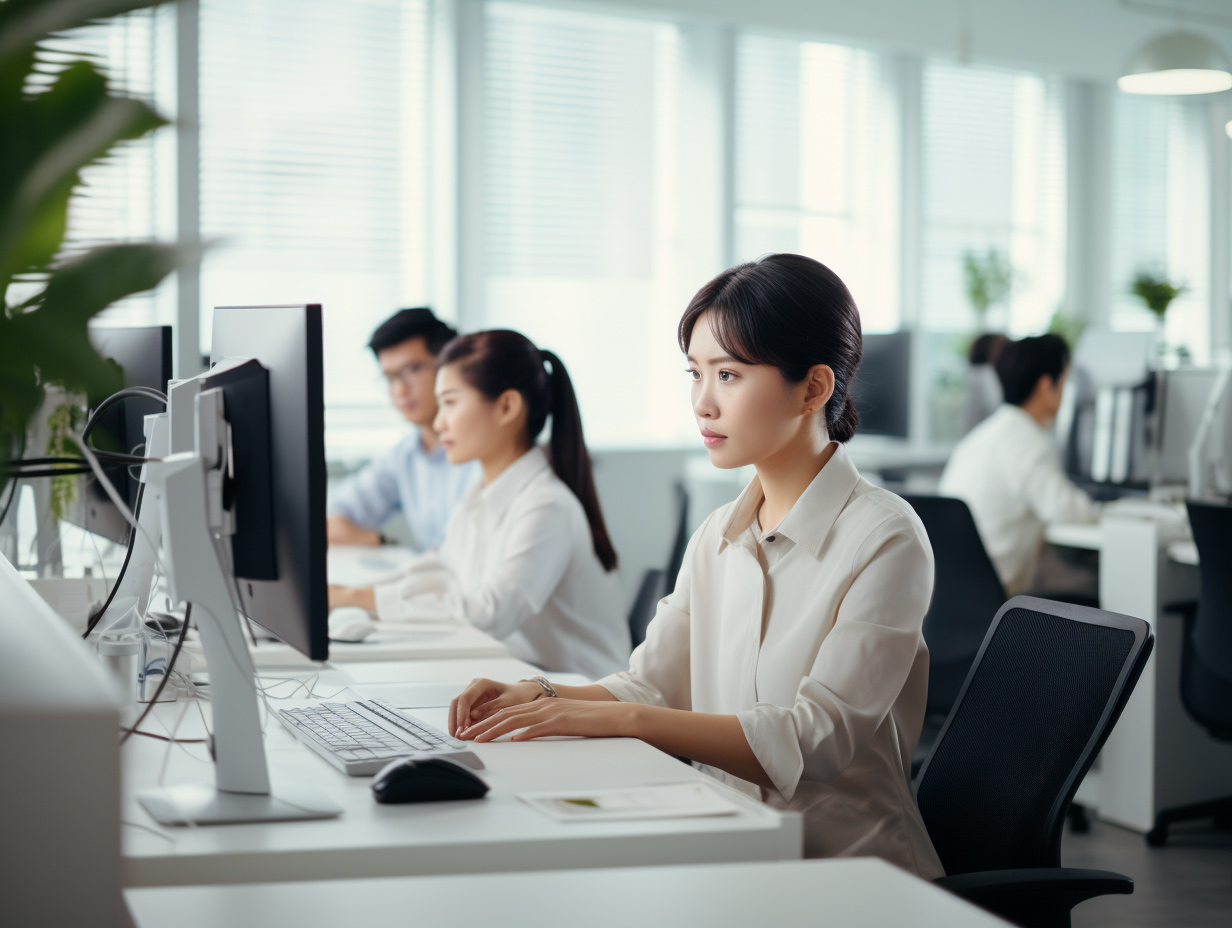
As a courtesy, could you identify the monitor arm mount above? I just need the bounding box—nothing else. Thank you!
[134,376,339,825]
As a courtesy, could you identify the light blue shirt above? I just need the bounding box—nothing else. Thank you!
[329,430,479,551]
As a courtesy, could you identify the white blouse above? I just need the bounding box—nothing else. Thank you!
[596,443,945,879]
[939,404,1099,594]
[373,446,630,679]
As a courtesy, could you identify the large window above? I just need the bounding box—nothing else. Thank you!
[919,61,1066,440]
[482,2,690,446]
[1109,94,1210,363]
[920,61,1067,336]
[38,7,176,326]
[733,35,899,333]
[198,0,432,457]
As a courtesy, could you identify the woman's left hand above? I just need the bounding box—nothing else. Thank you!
[457,698,637,742]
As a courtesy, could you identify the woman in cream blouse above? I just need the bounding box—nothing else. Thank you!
[449,255,944,879]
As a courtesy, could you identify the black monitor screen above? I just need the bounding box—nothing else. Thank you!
[211,304,327,661]
[69,326,172,544]
[850,331,911,439]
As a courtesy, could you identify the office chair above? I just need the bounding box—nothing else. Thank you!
[902,496,1007,770]
[663,481,690,595]
[627,569,665,650]
[1145,500,1232,847]
[915,596,1154,928]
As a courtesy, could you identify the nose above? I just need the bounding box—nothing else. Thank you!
[692,380,718,421]
[432,407,446,435]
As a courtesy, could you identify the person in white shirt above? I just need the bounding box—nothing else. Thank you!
[327,308,479,552]
[939,334,1099,595]
[329,329,630,679]
[447,254,944,879]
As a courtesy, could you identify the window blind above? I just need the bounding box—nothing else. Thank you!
[1109,95,1209,362]
[733,35,900,332]
[30,8,174,325]
[482,2,686,446]
[920,60,1067,336]
[199,0,431,456]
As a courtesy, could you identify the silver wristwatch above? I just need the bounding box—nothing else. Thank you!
[521,675,557,699]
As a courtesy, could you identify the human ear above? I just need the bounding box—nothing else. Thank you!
[801,364,836,417]
[494,388,525,428]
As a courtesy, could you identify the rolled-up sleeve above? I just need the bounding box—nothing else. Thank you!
[596,515,715,710]
[374,497,573,635]
[736,513,933,803]
[330,447,403,530]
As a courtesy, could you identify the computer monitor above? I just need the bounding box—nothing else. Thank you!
[1059,331,1155,490]
[210,304,328,661]
[1155,367,1228,487]
[850,332,911,439]
[67,325,172,544]
[0,552,126,924]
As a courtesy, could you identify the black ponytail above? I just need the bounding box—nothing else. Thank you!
[437,331,618,571]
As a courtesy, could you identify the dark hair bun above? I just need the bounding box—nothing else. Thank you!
[829,392,860,443]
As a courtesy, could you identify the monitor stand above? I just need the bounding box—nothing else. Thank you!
[135,386,340,826]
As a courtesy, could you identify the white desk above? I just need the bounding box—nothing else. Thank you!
[126,858,1008,928]
[1045,513,1232,832]
[122,656,801,888]
[247,622,509,667]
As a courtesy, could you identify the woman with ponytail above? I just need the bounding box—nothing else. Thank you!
[330,329,629,678]
[448,255,943,878]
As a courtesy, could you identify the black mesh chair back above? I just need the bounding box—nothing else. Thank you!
[627,569,665,650]
[663,482,690,595]
[915,596,1153,877]
[1181,500,1232,739]
[903,495,1008,714]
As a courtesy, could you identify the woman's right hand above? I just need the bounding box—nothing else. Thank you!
[449,678,543,736]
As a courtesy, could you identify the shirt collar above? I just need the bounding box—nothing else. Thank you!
[1000,403,1049,435]
[471,445,551,518]
[717,442,862,561]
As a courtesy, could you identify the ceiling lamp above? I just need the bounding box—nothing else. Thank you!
[1118,31,1232,94]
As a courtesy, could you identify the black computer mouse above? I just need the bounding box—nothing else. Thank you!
[371,756,490,805]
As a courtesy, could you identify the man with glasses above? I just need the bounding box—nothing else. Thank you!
[327,308,478,550]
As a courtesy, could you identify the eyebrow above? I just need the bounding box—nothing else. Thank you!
[686,354,741,366]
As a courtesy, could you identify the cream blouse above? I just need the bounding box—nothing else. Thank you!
[596,443,944,879]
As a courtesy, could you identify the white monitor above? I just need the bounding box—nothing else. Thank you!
[0,553,128,926]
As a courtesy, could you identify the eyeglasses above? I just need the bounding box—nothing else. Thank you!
[381,361,434,389]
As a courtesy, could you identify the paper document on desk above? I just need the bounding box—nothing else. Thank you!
[517,782,740,823]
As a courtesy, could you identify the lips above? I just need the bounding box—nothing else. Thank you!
[701,429,726,448]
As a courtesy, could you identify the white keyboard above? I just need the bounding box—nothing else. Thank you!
[277,698,483,776]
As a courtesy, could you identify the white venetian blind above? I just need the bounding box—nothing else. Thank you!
[31,7,175,325]
[1108,94,1209,362]
[199,0,432,457]
[920,60,1067,336]
[482,2,688,446]
[733,35,900,332]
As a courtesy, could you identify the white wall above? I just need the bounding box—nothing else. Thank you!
[557,0,1232,82]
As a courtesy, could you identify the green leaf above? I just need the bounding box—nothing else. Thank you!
[0,59,166,288]
[1,243,179,469]
[0,0,168,67]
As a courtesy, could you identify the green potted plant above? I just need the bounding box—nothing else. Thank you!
[0,0,180,503]
[962,248,1014,332]
[1129,267,1187,366]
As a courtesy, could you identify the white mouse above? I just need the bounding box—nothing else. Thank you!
[328,606,377,643]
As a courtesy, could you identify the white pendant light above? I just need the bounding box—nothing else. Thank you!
[1118,31,1232,95]
[1226,120,1232,138]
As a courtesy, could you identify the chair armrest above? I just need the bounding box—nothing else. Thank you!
[938,868,1133,912]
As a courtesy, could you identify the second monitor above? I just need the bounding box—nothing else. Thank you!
[849,331,911,440]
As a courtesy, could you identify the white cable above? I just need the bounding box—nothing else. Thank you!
[69,434,167,578]
[157,698,192,788]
